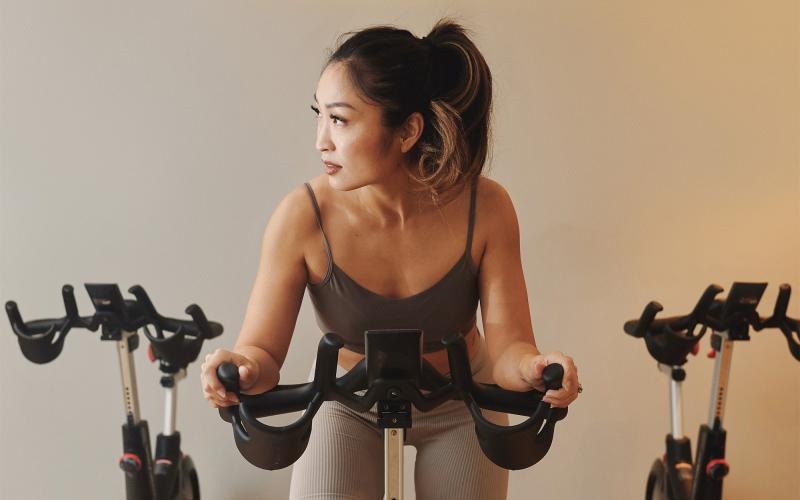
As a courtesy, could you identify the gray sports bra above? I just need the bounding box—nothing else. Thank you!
[304,178,480,354]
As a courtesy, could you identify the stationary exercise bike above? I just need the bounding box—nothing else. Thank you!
[216,329,569,500]
[6,284,223,500]
[624,282,800,500]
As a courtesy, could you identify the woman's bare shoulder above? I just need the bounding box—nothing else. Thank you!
[475,176,516,217]
[263,179,325,241]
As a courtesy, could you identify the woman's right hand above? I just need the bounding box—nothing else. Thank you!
[201,348,261,408]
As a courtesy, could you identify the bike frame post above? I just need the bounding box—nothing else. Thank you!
[378,394,410,500]
[659,363,685,438]
[116,329,156,500]
[708,330,734,426]
[658,363,693,500]
[690,330,733,500]
[118,330,143,423]
[163,369,185,436]
[384,427,405,500]
[152,369,188,499]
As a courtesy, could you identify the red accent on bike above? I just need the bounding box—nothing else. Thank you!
[707,348,716,358]
[706,458,729,475]
[691,342,700,356]
[147,344,156,363]
[119,453,142,470]
[155,458,173,466]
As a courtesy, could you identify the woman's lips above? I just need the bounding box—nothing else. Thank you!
[324,162,341,174]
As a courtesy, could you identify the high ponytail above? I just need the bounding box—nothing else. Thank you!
[325,18,493,205]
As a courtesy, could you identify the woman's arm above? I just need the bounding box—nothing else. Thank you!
[201,185,313,406]
[477,178,580,407]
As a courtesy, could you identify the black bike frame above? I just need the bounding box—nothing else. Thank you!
[659,328,734,500]
[117,329,189,500]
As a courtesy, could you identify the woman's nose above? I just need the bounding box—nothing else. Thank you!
[315,122,334,152]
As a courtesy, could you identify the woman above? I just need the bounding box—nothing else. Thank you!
[202,18,580,500]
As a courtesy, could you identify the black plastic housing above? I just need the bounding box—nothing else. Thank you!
[217,330,568,471]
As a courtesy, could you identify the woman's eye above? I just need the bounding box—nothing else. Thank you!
[310,105,346,125]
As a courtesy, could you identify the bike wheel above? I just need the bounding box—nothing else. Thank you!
[646,458,669,500]
[176,455,200,500]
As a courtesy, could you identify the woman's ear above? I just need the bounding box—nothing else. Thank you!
[399,112,425,153]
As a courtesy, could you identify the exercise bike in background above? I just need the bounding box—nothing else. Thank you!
[625,282,800,500]
[6,284,223,500]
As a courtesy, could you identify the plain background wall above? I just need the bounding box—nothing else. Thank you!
[1,1,798,499]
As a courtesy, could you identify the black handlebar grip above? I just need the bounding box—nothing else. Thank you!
[774,284,791,318]
[689,284,725,323]
[62,285,80,320]
[624,301,664,338]
[542,363,564,391]
[217,362,241,393]
[5,301,24,331]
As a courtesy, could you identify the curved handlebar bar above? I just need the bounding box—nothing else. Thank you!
[216,332,568,471]
[6,283,223,370]
[752,284,800,360]
[624,282,800,364]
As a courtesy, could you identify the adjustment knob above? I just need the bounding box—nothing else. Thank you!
[118,453,142,475]
[706,459,729,480]
[154,458,173,476]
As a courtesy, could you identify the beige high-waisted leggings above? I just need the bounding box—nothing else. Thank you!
[288,335,510,500]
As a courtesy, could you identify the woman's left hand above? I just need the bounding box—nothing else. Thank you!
[518,351,580,408]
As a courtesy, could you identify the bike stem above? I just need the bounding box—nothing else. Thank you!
[385,427,404,500]
[707,331,733,427]
[658,363,685,439]
[378,393,411,500]
[162,369,186,436]
[659,363,693,500]
[117,330,143,423]
[688,330,733,500]
[116,329,157,500]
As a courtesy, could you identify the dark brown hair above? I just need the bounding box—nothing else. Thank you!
[326,18,493,204]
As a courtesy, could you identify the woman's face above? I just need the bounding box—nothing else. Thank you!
[313,62,405,190]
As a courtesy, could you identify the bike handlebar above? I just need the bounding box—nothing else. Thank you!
[6,284,223,370]
[752,284,800,360]
[624,282,800,364]
[216,332,568,472]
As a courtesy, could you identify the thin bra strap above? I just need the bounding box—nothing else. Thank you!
[303,183,333,263]
[465,176,478,256]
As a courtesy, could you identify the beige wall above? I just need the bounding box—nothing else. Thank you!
[1,1,797,499]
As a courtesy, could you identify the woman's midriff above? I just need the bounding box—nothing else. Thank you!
[335,324,481,375]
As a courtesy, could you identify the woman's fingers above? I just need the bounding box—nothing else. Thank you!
[201,348,247,407]
[543,387,578,407]
[539,351,580,407]
[202,380,239,407]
